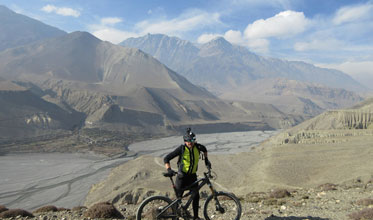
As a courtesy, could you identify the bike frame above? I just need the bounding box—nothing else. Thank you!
[157,172,216,218]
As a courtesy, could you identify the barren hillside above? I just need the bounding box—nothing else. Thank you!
[80,98,373,219]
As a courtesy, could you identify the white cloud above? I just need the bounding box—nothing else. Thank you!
[224,30,245,45]
[41,4,80,17]
[89,9,222,44]
[136,10,222,36]
[246,38,270,53]
[197,33,222,44]
[321,61,373,77]
[92,28,138,44]
[41,5,57,13]
[197,30,270,54]
[318,61,373,89]
[294,38,345,51]
[101,17,123,26]
[197,10,310,53]
[244,10,309,39]
[333,3,373,25]
[222,30,269,53]
[197,31,245,45]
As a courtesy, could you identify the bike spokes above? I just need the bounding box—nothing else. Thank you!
[215,203,225,213]
[204,192,241,220]
[139,199,175,219]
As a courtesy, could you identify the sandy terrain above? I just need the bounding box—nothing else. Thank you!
[83,130,373,220]
[2,128,372,219]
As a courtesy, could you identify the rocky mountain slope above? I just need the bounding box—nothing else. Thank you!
[0,31,298,151]
[221,78,363,118]
[121,34,365,118]
[0,5,66,52]
[0,80,84,140]
[38,79,295,133]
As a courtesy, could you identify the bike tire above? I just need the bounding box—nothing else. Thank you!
[203,191,242,220]
[136,195,177,220]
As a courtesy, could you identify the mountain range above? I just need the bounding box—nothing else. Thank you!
[121,34,364,92]
[0,28,296,144]
[121,34,365,117]
[0,5,66,52]
[0,5,366,149]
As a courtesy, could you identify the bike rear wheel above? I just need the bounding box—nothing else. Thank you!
[136,195,177,220]
[203,191,242,220]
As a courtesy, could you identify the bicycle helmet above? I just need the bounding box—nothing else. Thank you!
[183,128,196,142]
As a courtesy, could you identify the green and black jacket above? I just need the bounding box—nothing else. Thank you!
[164,143,207,175]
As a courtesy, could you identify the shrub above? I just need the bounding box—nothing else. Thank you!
[0,205,8,213]
[269,189,291,199]
[263,198,278,205]
[72,206,87,212]
[348,208,373,220]
[57,207,70,212]
[0,209,34,218]
[318,183,337,191]
[84,202,124,219]
[33,205,58,213]
[356,198,373,206]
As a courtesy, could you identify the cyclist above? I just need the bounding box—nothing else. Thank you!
[164,128,211,220]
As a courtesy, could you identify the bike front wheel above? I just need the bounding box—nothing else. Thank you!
[136,195,177,220]
[203,191,242,220]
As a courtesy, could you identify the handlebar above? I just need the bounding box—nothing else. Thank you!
[163,169,177,177]
[204,168,213,179]
[163,168,213,179]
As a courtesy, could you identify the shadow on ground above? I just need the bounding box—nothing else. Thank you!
[265,215,329,220]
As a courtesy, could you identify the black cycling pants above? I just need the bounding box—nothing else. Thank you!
[175,173,200,217]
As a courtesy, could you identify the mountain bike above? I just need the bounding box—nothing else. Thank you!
[136,168,242,220]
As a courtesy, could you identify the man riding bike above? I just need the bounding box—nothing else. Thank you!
[164,128,211,220]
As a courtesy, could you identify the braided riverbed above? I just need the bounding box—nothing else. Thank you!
[0,130,277,210]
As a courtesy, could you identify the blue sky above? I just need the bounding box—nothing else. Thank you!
[1,0,373,87]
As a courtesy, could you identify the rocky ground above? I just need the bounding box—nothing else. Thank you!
[2,132,372,220]
[1,178,372,220]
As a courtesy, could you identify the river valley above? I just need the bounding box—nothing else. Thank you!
[0,130,277,210]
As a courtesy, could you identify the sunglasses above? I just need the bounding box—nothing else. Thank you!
[185,140,195,143]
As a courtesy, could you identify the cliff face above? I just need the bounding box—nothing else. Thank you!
[297,110,373,130]
[269,98,373,145]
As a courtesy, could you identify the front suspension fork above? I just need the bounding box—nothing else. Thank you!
[207,181,225,213]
